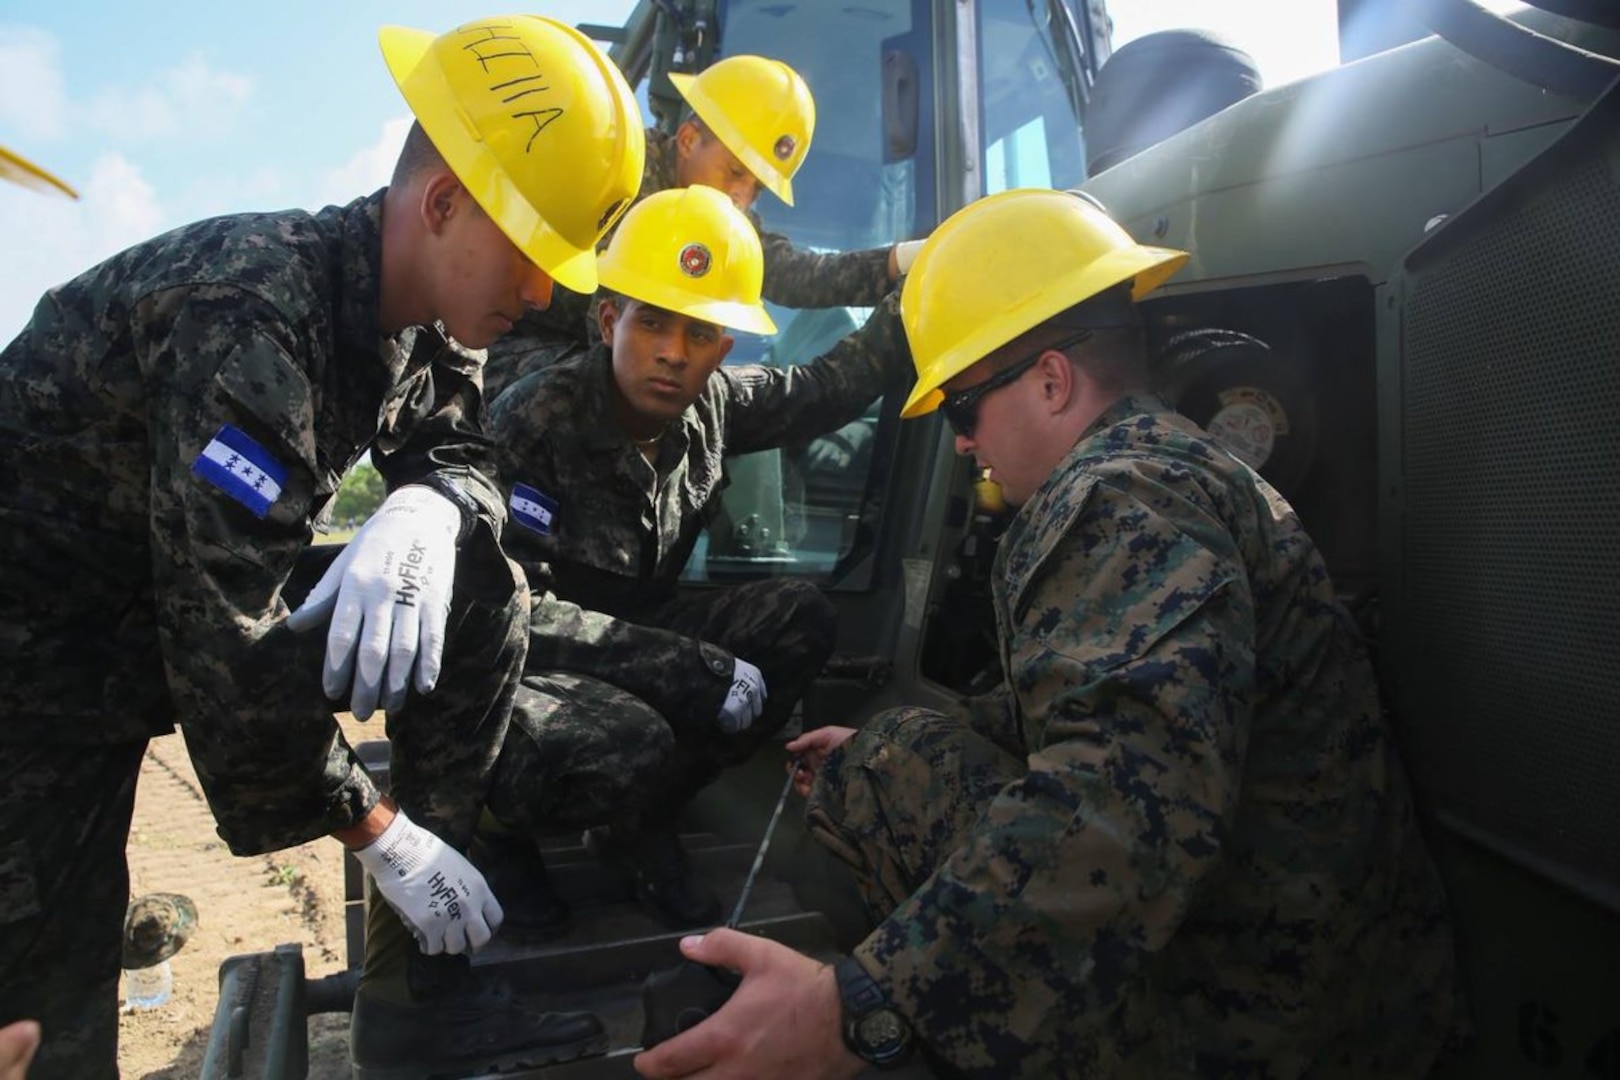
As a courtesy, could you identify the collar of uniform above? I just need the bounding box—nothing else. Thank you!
[996,393,1171,616]
[581,346,629,451]
[1042,392,1174,496]
[331,188,387,362]
[1076,393,1170,449]
[578,345,701,457]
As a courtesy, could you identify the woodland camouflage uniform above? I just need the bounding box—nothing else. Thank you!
[0,192,525,1078]
[486,298,909,829]
[807,396,1461,1078]
[482,126,893,401]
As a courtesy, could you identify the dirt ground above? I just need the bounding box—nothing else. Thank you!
[119,715,382,1079]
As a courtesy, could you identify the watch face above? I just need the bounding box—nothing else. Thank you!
[857,1009,906,1052]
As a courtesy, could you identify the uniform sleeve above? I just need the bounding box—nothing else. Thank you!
[954,686,1024,759]
[721,289,912,455]
[372,335,506,543]
[759,225,892,309]
[136,286,378,856]
[489,374,565,576]
[853,480,1256,1074]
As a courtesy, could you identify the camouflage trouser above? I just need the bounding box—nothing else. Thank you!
[497,578,837,832]
[805,707,1021,923]
[484,671,674,832]
[0,743,142,1080]
[806,710,1466,1079]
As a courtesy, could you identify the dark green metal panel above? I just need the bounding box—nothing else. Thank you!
[1385,74,1620,1080]
[1387,76,1620,909]
[1081,9,1610,290]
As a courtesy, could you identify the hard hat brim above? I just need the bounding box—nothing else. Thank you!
[602,260,777,336]
[899,244,1189,419]
[669,70,796,207]
[0,144,77,199]
[379,24,603,294]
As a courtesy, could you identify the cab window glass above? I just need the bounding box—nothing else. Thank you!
[977,0,1089,194]
[679,0,930,590]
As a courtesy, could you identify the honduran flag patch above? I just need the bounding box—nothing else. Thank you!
[191,423,288,519]
[510,483,558,535]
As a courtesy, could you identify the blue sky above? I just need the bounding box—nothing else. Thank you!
[0,1,1521,341]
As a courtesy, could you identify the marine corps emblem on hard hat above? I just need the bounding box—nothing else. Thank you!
[773,134,796,161]
[679,242,712,278]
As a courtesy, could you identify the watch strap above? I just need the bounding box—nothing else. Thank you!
[835,956,914,1069]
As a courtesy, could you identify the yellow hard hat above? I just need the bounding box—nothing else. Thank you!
[669,55,813,207]
[379,15,645,295]
[598,185,777,335]
[899,188,1189,418]
[0,143,77,199]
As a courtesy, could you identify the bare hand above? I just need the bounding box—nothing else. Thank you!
[633,930,863,1080]
[784,726,856,798]
[0,1020,40,1080]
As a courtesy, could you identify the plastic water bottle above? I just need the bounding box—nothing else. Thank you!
[123,960,173,1010]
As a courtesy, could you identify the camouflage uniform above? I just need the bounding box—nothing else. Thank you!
[483,126,894,401]
[0,192,525,1079]
[807,396,1460,1078]
[487,300,909,827]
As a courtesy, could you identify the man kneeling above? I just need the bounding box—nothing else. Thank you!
[481,184,910,930]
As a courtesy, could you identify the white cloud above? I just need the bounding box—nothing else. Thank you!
[0,153,168,344]
[0,26,70,139]
[88,54,252,142]
[306,114,412,211]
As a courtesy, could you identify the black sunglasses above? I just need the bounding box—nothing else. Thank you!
[939,329,1094,438]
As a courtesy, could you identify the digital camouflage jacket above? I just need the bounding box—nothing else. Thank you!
[0,191,507,853]
[853,396,1459,1076]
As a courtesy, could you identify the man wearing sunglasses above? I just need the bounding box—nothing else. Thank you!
[634,188,1461,1079]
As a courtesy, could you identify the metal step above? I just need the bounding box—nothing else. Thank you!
[325,742,939,1077]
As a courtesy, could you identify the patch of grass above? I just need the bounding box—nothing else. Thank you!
[267,863,302,888]
[312,528,358,546]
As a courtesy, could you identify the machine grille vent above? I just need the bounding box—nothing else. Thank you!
[1398,124,1620,901]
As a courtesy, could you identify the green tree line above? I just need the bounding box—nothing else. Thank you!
[330,460,385,528]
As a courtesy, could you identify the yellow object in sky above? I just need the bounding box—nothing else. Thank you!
[0,143,78,199]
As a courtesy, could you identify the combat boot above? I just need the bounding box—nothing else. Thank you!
[350,953,606,1079]
[468,824,573,941]
[585,824,722,929]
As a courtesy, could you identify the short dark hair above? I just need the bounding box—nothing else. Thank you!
[1069,325,1149,394]
[992,284,1149,394]
[391,120,446,185]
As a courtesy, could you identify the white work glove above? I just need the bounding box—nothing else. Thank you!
[893,238,927,275]
[351,808,503,955]
[287,484,460,720]
[803,436,853,473]
[718,657,768,734]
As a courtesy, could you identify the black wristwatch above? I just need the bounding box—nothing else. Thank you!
[834,956,914,1069]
